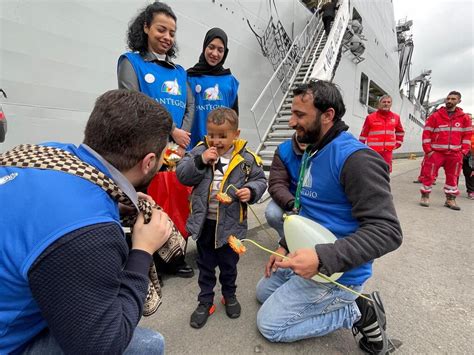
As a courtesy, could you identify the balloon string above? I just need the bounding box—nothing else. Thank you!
[240,238,373,303]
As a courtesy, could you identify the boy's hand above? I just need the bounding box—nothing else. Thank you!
[235,187,251,202]
[202,147,219,165]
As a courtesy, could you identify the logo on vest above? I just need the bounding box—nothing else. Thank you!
[144,73,155,84]
[454,122,461,127]
[161,79,182,95]
[204,84,222,100]
[0,172,18,185]
[301,162,318,199]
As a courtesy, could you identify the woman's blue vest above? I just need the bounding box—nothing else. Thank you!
[187,74,239,148]
[299,132,372,286]
[120,52,187,128]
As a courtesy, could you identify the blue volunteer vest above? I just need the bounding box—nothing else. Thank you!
[299,132,372,286]
[120,52,187,128]
[0,143,121,354]
[277,139,303,195]
[188,74,239,148]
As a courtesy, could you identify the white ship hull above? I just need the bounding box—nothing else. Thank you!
[0,0,423,153]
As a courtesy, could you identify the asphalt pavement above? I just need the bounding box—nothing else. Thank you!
[139,157,473,354]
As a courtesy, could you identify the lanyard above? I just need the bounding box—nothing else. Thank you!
[294,148,316,211]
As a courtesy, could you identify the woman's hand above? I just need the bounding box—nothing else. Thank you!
[171,128,191,148]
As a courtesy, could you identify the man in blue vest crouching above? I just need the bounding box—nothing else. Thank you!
[0,90,173,354]
[256,80,403,355]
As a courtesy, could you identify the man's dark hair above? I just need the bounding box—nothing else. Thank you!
[448,91,461,99]
[207,107,239,130]
[84,90,172,171]
[127,1,178,58]
[293,80,346,121]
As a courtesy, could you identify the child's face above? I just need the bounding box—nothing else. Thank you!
[207,120,240,156]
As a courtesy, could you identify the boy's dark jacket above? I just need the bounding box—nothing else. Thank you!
[176,138,267,248]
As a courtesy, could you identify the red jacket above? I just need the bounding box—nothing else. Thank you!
[422,107,472,155]
[359,110,404,152]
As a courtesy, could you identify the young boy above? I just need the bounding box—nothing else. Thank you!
[176,107,267,329]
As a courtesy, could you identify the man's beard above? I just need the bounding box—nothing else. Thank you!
[135,162,161,192]
[296,114,322,144]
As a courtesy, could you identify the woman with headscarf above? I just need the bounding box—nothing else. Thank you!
[117,2,194,279]
[118,2,194,152]
[187,28,239,148]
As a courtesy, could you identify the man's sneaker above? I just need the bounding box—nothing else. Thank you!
[444,195,461,211]
[190,303,215,329]
[352,292,388,354]
[467,192,474,200]
[221,295,241,318]
[420,193,430,207]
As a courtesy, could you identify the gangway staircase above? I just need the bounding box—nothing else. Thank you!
[250,12,327,175]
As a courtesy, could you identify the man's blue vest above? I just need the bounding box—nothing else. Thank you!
[0,143,121,354]
[277,139,303,195]
[121,52,187,128]
[299,132,372,286]
[188,74,239,148]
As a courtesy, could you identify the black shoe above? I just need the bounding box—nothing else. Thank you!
[175,263,195,278]
[221,295,241,318]
[190,303,215,329]
[412,179,422,183]
[352,292,388,354]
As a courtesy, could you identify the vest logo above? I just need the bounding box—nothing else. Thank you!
[302,163,313,188]
[204,84,222,100]
[161,79,182,95]
[144,73,155,84]
[454,122,461,127]
[0,172,18,185]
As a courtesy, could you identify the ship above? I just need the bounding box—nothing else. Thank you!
[0,0,430,165]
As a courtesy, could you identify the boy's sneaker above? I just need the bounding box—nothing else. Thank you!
[352,292,388,354]
[190,303,215,329]
[221,295,241,318]
[468,192,474,200]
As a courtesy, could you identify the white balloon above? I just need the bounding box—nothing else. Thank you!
[283,214,343,283]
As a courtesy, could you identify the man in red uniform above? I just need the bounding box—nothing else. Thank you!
[419,91,472,210]
[359,95,404,172]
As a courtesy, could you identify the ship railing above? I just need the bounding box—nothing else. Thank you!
[250,10,323,148]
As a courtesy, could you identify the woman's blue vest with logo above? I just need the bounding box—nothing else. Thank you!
[188,74,239,148]
[277,139,303,195]
[121,52,187,128]
[0,143,120,353]
[299,132,371,286]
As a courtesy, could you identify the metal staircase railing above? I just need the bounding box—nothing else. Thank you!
[250,12,326,172]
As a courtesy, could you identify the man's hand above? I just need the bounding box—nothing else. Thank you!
[202,147,218,165]
[131,209,172,255]
[235,187,251,202]
[171,128,191,149]
[264,246,288,277]
[274,248,320,279]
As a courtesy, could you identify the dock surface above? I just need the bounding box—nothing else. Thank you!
[140,158,472,354]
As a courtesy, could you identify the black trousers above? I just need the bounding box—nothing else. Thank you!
[462,154,474,193]
[323,16,334,36]
[196,219,239,304]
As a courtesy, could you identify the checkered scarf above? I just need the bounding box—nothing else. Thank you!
[0,144,186,316]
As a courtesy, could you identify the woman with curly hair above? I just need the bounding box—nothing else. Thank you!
[118,2,195,279]
[118,2,194,152]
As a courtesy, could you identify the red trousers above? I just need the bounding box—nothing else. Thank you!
[420,151,463,195]
[378,150,393,172]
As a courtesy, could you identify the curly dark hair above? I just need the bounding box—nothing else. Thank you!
[126,2,178,58]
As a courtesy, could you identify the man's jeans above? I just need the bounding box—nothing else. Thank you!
[256,268,362,342]
[21,327,164,354]
[264,199,285,240]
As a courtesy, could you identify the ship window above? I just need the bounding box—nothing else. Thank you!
[359,73,369,105]
[368,80,387,112]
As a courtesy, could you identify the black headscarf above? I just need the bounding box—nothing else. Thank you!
[187,28,232,76]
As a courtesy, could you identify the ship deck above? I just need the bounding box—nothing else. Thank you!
[140,157,472,354]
